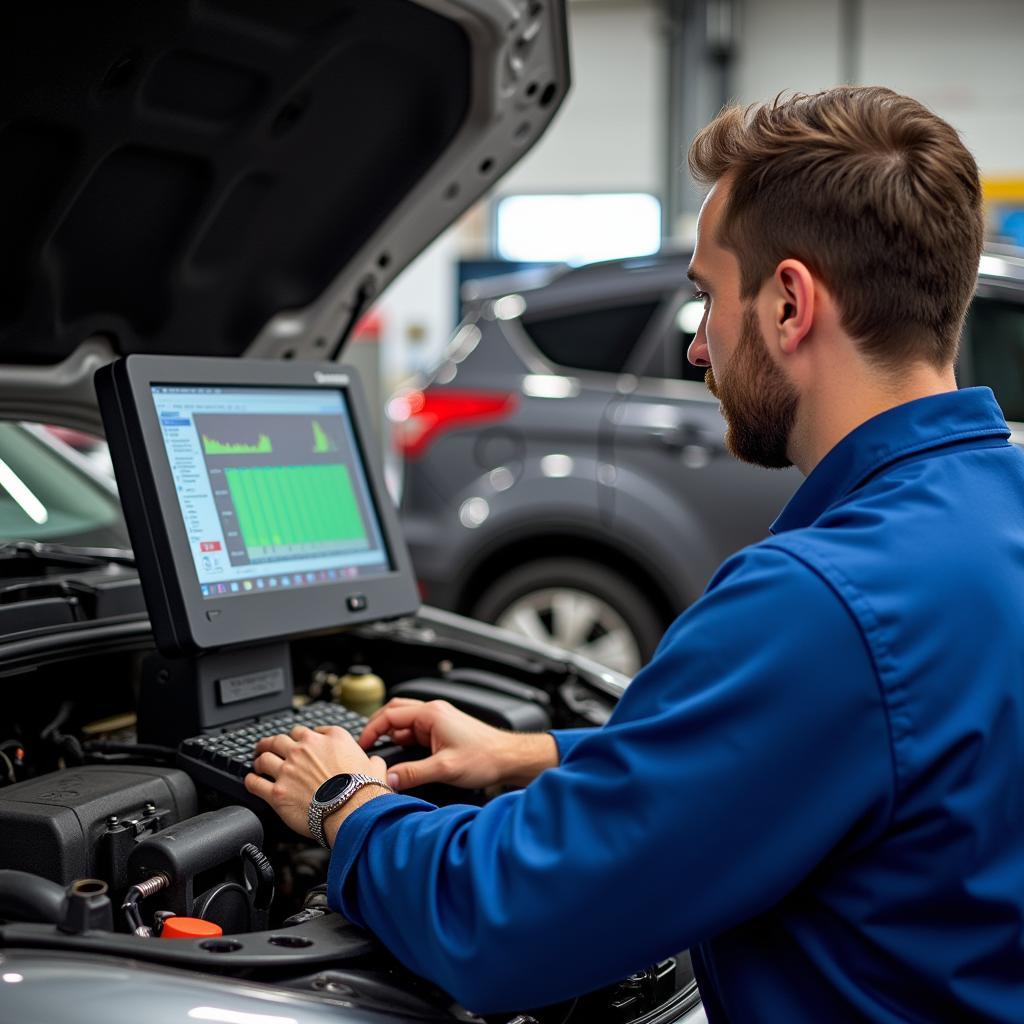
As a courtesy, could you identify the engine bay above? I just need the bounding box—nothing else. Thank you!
[0,609,699,1024]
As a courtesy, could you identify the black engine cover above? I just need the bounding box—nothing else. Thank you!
[0,765,196,887]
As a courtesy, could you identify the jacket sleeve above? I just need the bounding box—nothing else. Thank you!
[326,546,894,1013]
[549,726,600,761]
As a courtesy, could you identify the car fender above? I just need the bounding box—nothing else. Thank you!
[406,457,699,614]
[600,460,725,602]
[0,949,418,1024]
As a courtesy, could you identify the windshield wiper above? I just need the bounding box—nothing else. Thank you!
[0,541,135,576]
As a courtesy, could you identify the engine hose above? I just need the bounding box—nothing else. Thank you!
[0,870,65,924]
[239,843,275,910]
[39,702,72,741]
[39,701,85,766]
[122,874,169,936]
[193,881,249,924]
[59,733,84,765]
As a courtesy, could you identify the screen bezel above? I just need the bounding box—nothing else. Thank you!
[106,355,420,654]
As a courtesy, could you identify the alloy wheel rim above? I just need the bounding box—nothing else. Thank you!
[495,586,642,676]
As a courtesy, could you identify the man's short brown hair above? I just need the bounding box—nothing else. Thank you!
[688,86,983,367]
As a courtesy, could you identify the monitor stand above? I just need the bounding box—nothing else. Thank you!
[138,642,294,747]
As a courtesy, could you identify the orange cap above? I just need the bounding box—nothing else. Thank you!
[160,916,223,939]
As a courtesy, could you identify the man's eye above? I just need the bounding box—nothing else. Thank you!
[694,290,709,305]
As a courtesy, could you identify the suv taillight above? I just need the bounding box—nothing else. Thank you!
[388,387,519,458]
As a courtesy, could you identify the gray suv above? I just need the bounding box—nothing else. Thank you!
[398,247,1024,675]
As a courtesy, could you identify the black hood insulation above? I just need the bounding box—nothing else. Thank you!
[0,0,470,364]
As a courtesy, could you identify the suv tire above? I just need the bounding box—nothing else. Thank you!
[471,558,663,677]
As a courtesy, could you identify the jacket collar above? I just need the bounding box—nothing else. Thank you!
[770,387,1011,535]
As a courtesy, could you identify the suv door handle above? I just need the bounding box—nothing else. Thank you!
[652,421,710,450]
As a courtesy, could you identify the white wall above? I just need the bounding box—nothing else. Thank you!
[735,0,1024,177]
[860,0,1024,175]
[735,0,844,102]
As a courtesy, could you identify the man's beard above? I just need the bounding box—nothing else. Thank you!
[705,304,799,469]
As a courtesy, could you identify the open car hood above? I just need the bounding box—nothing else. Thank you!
[0,0,569,431]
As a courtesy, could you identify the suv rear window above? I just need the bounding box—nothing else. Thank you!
[963,295,1024,422]
[521,300,660,373]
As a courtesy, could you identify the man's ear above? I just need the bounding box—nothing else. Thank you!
[772,259,815,355]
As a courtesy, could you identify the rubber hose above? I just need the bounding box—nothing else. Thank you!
[240,843,275,910]
[0,869,65,923]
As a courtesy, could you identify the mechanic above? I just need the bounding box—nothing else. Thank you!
[246,86,1024,1021]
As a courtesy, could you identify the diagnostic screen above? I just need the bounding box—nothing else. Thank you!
[150,385,392,600]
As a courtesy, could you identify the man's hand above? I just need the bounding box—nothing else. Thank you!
[244,724,389,840]
[359,698,559,791]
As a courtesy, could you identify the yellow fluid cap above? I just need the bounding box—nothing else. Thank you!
[338,665,386,716]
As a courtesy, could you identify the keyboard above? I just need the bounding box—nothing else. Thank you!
[177,701,398,805]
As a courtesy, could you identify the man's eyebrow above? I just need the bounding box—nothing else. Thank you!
[686,265,708,288]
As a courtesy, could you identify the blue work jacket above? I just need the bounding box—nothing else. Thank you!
[328,386,1024,1021]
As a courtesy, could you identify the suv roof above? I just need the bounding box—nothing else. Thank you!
[462,248,692,305]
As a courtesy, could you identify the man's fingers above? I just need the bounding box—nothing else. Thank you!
[372,697,423,714]
[314,724,355,742]
[362,698,423,733]
[244,771,275,802]
[387,753,451,792]
[254,733,297,757]
[359,701,416,743]
[254,751,284,777]
[358,703,429,748]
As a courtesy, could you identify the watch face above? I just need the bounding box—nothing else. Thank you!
[315,773,353,802]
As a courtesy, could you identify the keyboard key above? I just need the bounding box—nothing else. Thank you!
[177,701,398,804]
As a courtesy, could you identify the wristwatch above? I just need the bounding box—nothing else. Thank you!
[308,772,393,848]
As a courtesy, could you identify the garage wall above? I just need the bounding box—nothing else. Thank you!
[514,0,1024,204]
[735,0,1024,176]
[860,0,1024,175]
[735,0,844,102]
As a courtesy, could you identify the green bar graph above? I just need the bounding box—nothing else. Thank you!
[203,433,273,455]
[225,464,367,557]
[312,420,336,453]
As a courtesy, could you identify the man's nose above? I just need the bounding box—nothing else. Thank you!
[687,319,710,368]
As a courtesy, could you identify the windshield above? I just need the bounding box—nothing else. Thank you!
[0,423,129,549]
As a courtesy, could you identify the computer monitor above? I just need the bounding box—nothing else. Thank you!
[96,355,420,657]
